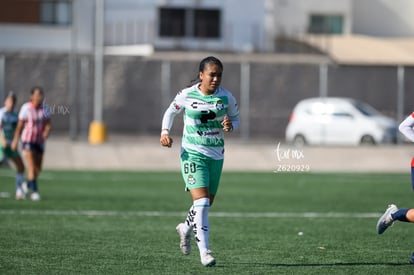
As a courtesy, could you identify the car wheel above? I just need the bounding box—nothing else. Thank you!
[360,135,376,145]
[293,134,307,147]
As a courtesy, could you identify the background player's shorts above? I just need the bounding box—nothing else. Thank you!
[1,145,20,159]
[180,149,224,195]
[22,142,45,154]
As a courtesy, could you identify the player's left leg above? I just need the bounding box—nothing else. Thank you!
[192,158,222,267]
[30,149,43,201]
[189,189,215,267]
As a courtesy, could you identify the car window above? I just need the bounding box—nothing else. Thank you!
[352,101,380,117]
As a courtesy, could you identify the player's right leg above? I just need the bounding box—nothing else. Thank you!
[176,206,194,255]
[10,152,26,199]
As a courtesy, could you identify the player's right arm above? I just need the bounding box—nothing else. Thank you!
[160,91,186,148]
[399,112,414,142]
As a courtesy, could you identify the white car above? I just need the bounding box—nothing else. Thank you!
[285,97,398,146]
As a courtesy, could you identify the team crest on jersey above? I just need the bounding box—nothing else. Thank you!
[216,100,224,110]
[187,175,196,185]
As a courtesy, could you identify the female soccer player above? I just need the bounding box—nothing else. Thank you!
[11,86,51,201]
[377,112,414,263]
[160,56,239,267]
[0,92,26,199]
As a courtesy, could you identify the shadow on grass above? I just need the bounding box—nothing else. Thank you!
[232,262,411,267]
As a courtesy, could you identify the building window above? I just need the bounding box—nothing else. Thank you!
[159,7,221,39]
[308,15,343,34]
[194,9,220,38]
[159,8,186,37]
[40,0,72,25]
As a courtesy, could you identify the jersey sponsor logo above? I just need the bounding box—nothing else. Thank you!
[200,110,216,123]
[197,130,220,136]
[191,101,217,109]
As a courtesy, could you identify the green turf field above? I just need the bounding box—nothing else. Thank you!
[1,169,414,274]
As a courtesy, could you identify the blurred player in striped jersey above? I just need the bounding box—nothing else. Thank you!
[377,112,414,263]
[0,92,26,199]
[160,56,239,267]
[11,87,51,201]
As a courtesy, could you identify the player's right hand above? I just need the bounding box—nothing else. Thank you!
[160,134,173,148]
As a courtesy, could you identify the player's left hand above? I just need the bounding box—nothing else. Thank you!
[222,115,233,132]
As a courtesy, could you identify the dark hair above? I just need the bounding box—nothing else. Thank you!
[5,91,17,105]
[189,56,223,86]
[30,86,44,95]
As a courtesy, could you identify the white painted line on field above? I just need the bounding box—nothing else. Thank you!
[0,209,381,219]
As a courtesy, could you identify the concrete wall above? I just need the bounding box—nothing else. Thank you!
[353,0,414,37]
[2,52,413,140]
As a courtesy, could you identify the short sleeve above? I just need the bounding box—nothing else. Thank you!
[18,103,29,121]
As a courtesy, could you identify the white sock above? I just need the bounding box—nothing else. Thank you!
[182,205,195,235]
[192,197,210,255]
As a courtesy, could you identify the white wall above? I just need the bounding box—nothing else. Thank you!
[353,0,414,37]
[0,0,94,52]
[275,0,352,36]
[105,0,268,52]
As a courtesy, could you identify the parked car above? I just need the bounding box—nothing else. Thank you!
[285,97,398,146]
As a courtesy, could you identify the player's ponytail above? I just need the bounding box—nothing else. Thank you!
[188,56,223,87]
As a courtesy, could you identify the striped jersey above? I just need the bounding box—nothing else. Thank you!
[19,102,50,144]
[0,107,18,143]
[163,83,239,160]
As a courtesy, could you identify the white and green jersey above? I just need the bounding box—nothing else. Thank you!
[162,83,239,160]
[0,107,18,143]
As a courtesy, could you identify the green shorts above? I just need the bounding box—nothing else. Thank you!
[0,144,20,159]
[180,149,224,195]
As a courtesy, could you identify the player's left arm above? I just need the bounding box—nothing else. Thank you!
[222,94,240,132]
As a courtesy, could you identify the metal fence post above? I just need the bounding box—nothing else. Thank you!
[161,61,171,110]
[319,63,328,97]
[240,62,250,142]
[0,55,5,101]
[397,65,405,144]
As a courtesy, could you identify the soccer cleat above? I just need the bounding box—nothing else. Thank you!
[201,250,216,267]
[376,204,398,234]
[15,189,25,200]
[176,223,191,255]
[30,192,41,201]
